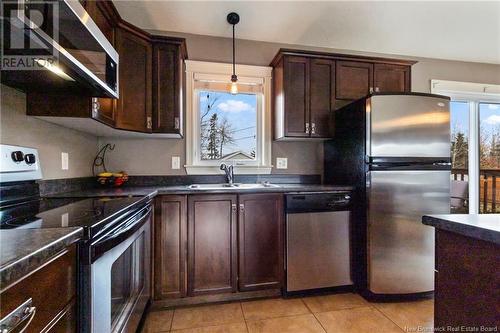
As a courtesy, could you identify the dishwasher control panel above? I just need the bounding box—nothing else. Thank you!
[285,192,352,213]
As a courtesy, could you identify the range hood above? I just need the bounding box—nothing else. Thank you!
[1,0,119,98]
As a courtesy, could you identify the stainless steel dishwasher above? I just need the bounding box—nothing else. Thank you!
[286,192,353,292]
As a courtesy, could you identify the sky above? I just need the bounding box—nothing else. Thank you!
[451,101,500,138]
[198,90,257,158]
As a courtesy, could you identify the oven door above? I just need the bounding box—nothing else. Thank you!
[90,205,151,333]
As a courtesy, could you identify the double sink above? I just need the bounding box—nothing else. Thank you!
[187,183,281,190]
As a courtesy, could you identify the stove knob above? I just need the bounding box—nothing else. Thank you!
[24,153,36,165]
[11,151,24,163]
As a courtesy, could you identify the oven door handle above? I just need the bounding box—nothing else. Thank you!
[90,205,152,262]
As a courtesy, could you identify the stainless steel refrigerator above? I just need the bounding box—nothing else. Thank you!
[324,93,451,299]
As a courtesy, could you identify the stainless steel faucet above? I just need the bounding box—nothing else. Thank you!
[220,163,234,186]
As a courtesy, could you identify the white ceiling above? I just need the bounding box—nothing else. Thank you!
[113,1,500,64]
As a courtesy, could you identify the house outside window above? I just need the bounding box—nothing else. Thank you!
[184,61,272,174]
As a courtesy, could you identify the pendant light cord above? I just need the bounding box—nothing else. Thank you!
[232,23,236,78]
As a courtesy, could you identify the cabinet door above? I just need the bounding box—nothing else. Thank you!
[310,58,335,138]
[152,42,183,134]
[238,194,284,291]
[336,61,373,101]
[374,64,410,93]
[154,195,187,300]
[284,56,310,137]
[188,195,237,296]
[114,28,152,132]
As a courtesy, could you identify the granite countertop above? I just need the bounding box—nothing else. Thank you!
[0,227,83,290]
[44,184,353,198]
[422,214,500,245]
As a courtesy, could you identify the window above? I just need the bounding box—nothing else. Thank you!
[433,80,500,214]
[185,61,272,174]
[199,91,257,161]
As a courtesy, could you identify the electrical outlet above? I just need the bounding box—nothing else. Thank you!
[172,156,180,169]
[61,152,69,170]
[276,157,288,169]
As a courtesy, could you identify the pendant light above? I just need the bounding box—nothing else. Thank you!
[227,12,240,94]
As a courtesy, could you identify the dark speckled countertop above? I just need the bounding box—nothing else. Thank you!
[44,184,353,198]
[0,227,82,289]
[422,214,500,245]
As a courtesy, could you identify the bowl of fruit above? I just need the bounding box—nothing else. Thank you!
[96,171,129,187]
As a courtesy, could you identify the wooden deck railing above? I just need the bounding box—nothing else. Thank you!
[452,168,500,213]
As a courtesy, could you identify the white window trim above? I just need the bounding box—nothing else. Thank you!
[432,79,500,214]
[184,60,273,175]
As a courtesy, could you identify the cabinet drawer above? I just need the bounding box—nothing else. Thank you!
[0,245,77,333]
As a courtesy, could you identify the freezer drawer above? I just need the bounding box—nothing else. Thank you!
[286,211,352,292]
[367,170,450,294]
[367,95,450,158]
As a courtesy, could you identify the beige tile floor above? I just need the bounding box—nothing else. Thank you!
[141,293,434,333]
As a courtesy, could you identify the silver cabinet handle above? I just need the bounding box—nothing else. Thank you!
[375,87,380,92]
[311,123,316,135]
[239,203,245,212]
[0,298,36,333]
[146,116,152,129]
[305,123,310,134]
[174,117,180,130]
[369,87,374,94]
[92,98,100,114]
[231,203,237,212]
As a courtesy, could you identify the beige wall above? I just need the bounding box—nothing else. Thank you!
[0,85,98,180]
[2,31,500,179]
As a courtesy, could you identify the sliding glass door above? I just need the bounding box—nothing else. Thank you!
[449,101,500,214]
[479,103,500,213]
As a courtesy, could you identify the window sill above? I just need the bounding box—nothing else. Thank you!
[185,165,273,175]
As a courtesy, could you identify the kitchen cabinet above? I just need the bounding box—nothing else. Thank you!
[310,59,335,138]
[271,49,415,140]
[83,0,117,44]
[154,193,284,302]
[273,56,334,139]
[335,61,373,100]
[0,245,77,332]
[152,37,187,135]
[238,194,284,291]
[114,26,153,132]
[373,63,411,94]
[154,195,187,299]
[187,195,238,296]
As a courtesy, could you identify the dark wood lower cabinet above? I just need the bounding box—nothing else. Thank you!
[0,245,77,333]
[187,195,238,296]
[434,230,499,329]
[154,193,284,302]
[238,194,283,291]
[154,195,187,299]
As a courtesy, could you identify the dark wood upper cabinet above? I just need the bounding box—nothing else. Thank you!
[154,195,187,300]
[187,195,238,296]
[271,49,415,140]
[114,27,152,132]
[282,56,310,138]
[238,194,284,292]
[336,60,374,100]
[373,63,411,93]
[84,0,117,44]
[310,58,335,138]
[152,38,187,136]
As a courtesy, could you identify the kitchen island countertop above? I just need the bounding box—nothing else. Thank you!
[422,214,500,244]
[0,227,82,289]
